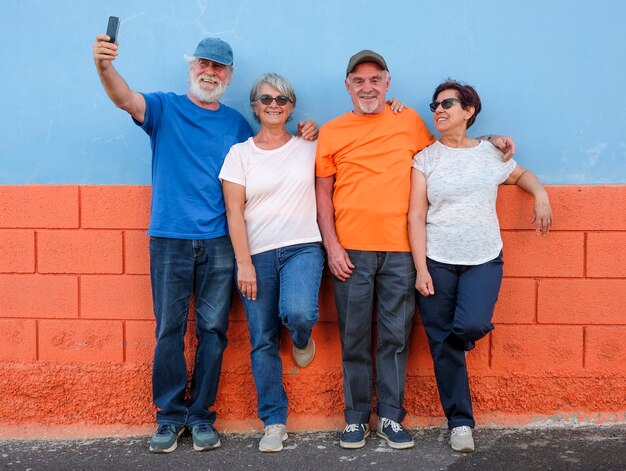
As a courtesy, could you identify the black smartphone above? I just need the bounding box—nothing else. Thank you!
[106,16,120,43]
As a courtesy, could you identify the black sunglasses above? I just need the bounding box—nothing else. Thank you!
[256,94,294,106]
[429,98,461,112]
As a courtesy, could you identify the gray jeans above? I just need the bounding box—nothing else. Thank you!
[333,250,416,424]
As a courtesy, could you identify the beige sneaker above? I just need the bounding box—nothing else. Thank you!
[450,426,475,452]
[293,338,315,367]
[259,424,288,452]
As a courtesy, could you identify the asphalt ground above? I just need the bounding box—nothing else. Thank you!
[1,426,625,471]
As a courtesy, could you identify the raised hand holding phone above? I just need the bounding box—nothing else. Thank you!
[106,16,120,43]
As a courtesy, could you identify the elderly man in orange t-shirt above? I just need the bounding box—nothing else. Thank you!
[315,50,515,450]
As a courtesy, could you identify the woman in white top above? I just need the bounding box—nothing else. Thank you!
[219,73,324,453]
[408,80,552,453]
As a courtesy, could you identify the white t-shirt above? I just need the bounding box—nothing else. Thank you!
[412,140,517,265]
[219,136,322,255]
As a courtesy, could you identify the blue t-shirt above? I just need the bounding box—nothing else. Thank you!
[135,92,253,239]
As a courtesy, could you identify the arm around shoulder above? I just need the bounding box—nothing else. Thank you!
[478,135,515,161]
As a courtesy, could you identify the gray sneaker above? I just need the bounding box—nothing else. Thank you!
[259,424,288,452]
[149,424,184,453]
[450,426,475,452]
[293,338,315,367]
[191,423,221,451]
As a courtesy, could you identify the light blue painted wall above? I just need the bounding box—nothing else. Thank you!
[2,0,625,184]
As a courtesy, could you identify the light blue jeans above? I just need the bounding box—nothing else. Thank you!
[238,242,324,426]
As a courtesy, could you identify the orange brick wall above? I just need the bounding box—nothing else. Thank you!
[1,185,625,437]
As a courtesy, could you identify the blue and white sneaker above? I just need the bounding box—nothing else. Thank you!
[191,423,221,451]
[339,423,370,449]
[149,424,185,453]
[376,417,414,449]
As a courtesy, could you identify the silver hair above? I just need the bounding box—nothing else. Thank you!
[249,73,297,122]
[249,73,296,104]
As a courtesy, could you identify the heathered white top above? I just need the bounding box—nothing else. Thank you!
[412,140,517,265]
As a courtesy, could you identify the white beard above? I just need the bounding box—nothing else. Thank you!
[357,96,380,114]
[189,75,227,103]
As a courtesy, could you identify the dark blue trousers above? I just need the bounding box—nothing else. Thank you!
[333,250,416,424]
[417,252,503,429]
[150,236,234,428]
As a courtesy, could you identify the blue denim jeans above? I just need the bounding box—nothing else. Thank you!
[417,252,503,429]
[332,250,416,424]
[238,243,324,426]
[149,236,234,427]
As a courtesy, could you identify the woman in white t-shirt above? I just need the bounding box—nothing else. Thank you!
[219,73,324,453]
[408,80,552,453]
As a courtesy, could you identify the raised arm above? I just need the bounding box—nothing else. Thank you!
[504,165,553,235]
[222,181,257,300]
[92,34,146,123]
[315,175,354,281]
[407,168,434,296]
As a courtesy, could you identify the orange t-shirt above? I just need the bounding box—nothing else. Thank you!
[316,105,435,251]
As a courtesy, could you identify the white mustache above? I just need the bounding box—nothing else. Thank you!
[199,74,220,85]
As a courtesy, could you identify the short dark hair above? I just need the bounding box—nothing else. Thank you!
[432,80,481,129]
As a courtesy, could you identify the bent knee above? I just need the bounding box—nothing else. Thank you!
[452,320,494,343]
[283,308,319,329]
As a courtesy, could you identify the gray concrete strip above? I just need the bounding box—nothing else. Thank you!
[1,426,624,471]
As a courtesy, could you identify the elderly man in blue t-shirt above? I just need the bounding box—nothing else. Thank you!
[93,34,315,453]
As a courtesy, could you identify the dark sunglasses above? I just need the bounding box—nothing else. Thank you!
[429,98,461,112]
[256,94,294,106]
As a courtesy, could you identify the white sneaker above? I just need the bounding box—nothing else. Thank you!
[293,338,315,367]
[259,424,288,452]
[450,425,475,452]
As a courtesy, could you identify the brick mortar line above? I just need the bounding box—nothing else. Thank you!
[122,231,126,274]
[488,330,493,368]
[50,273,150,277]
[77,186,82,229]
[2,317,625,326]
[0,273,97,277]
[8,228,145,231]
[583,232,589,278]
[0,365,618,378]
[582,326,587,368]
[33,230,38,274]
[35,319,39,361]
[504,276,626,280]
[10,273,624,278]
[501,229,626,233]
[122,321,127,363]
[77,275,81,319]
[534,278,539,324]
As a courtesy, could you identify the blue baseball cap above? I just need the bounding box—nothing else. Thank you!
[184,38,233,65]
